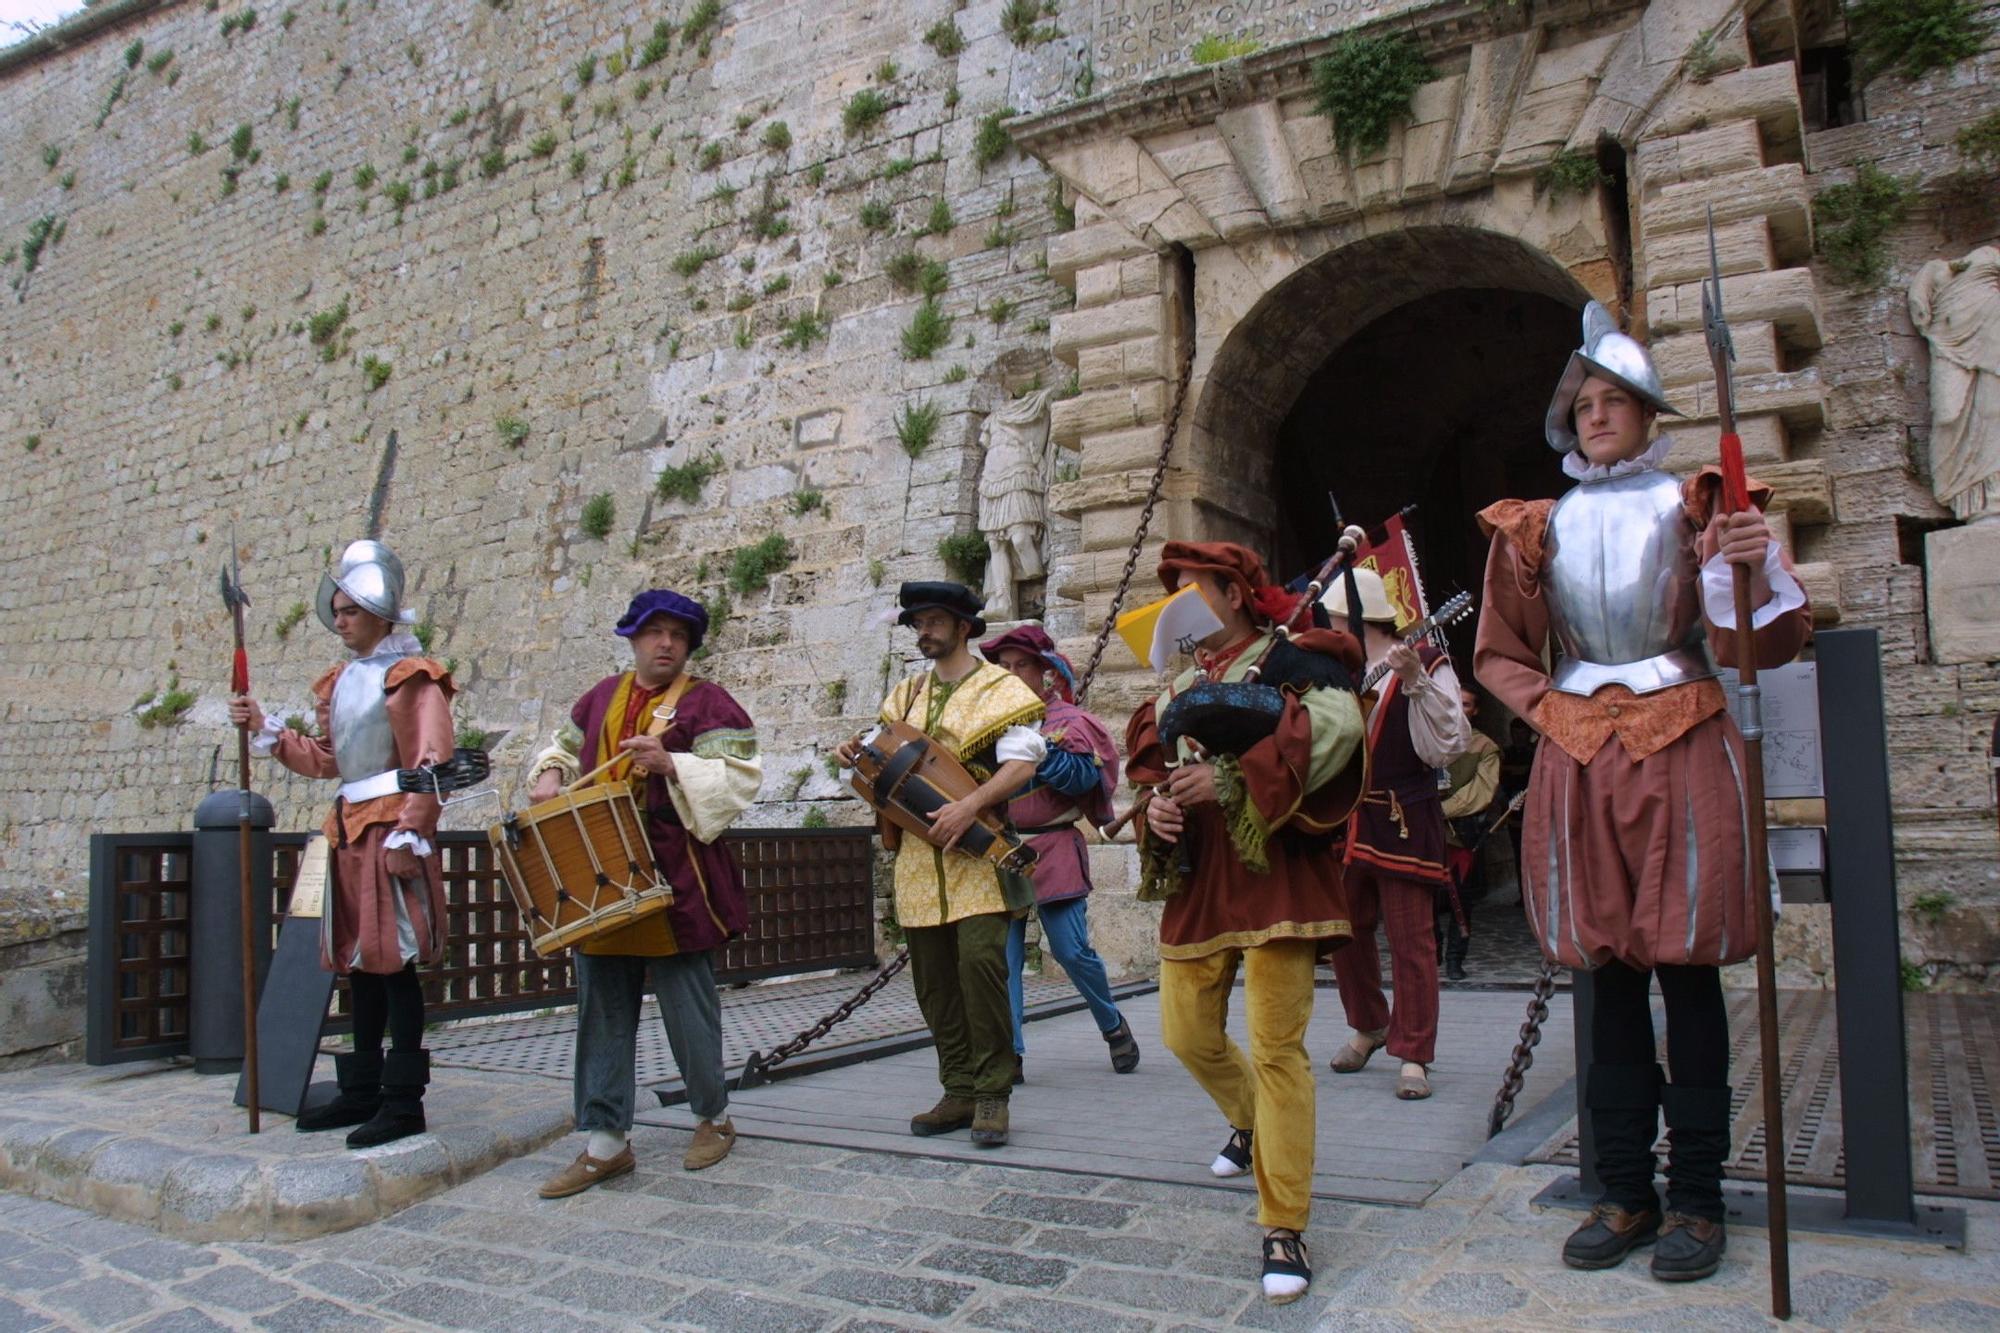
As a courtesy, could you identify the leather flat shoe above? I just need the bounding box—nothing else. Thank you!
[1562,1202,1661,1269]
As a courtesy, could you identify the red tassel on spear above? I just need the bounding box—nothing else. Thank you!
[1704,206,1789,1319]
[219,531,261,1133]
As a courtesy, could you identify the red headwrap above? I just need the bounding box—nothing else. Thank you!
[1155,540,1310,633]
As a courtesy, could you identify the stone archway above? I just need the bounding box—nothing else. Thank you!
[1017,0,1842,716]
[1187,226,1589,609]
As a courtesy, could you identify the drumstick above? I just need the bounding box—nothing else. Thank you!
[563,699,679,793]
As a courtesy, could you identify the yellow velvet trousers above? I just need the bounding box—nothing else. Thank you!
[1158,937,1318,1232]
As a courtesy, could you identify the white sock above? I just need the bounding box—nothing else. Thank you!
[1262,1271,1309,1300]
[587,1128,627,1159]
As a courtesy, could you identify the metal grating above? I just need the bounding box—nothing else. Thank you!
[89,826,877,1062]
[86,840,194,1061]
[1531,990,2000,1201]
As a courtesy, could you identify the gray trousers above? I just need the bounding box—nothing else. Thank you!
[574,949,729,1128]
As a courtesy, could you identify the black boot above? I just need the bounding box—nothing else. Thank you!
[1651,1084,1731,1281]
[296,1051,383,1133]
[1443,918,1469,982]
[1562,1063,1663,1270]
[346,1050,429,1149]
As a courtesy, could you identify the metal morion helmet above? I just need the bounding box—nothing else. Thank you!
[1545,301,1681,452]
[316,539,417,632]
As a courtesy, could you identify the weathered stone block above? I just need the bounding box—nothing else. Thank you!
[1046,220,1153,281]
[1926,525,2000,664]
[1635,120,1765,191]
[1640,163,1810,262]
[1655,320,1780,385]
[1648,266,1821,348]
[1643,217,1773,288]
[1051,295,1166,359]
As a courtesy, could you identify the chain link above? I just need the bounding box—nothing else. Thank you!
[735,947,913,1089]
[734,324,1199,1085]
[1487,959,1559,1139]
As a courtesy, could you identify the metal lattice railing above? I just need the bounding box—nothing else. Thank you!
[86,827,877,1063]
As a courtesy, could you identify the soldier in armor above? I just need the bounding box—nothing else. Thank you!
[229,540,457,1148]
[1474,304,1810,1282]
[1324,567,1471,1101]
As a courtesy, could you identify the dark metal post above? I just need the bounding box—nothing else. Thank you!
[1816,628,1916,1227]
[1571,967,1599,1195]
[190,790,275,1073]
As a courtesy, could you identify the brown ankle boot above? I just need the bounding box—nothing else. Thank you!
[969,1096,1009,1147]
[909,1095,976,1137]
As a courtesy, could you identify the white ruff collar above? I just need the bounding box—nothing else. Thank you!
[1563,433,1674,482]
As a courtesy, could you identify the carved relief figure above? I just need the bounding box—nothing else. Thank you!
[977,386,1061,620]
[1910,247,2000,522]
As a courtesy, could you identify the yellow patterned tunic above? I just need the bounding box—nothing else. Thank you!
[878,664,1046,928]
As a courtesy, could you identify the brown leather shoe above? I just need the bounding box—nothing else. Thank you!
[970,1096,1009,1148]
[1561,1201,1661,1269]
[683,1118,737,1171]
[910,1096,976,1137]
[1329,1028,1387,1073]
[537,1145,635,1199]
[1650,1211,1725,1282]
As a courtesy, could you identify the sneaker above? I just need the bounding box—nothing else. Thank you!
[537,1145,636,1199]
[909,1095,976,1137]
[1650,1211,1725,1282]
[683,1118,736,1171]
[970,1096,1009,1148]
[1260,1229,1311,1304]
[1561,1202,1661,1270]
[1210,1126,1252,1178]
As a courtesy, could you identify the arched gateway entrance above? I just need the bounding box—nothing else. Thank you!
[1192,227,1586,665]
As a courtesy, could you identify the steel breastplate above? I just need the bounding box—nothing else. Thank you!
[1544,468,1716,696]
[330,648,406,781]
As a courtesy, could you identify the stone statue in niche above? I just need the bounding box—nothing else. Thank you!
[976,385,1061,620]
[1910,246,2000,523]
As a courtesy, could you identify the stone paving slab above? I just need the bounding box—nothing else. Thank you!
[2,1132,1998,1331]
[0,1055,570,1243]
[641,988,1576,1207]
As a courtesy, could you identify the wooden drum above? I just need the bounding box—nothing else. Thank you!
[489,784,673,956]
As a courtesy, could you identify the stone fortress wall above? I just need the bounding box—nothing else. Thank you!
[0,0,1994,1060]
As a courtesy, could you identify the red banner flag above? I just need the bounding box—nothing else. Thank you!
[1353,513,1430,631]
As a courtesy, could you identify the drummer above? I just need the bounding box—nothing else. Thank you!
[525,590,762,1197]
[836,582,1046,1149]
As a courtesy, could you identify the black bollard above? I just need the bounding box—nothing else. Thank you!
[190,790,276,1073]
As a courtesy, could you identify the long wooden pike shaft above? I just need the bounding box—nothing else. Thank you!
[1733,563,1789,1319]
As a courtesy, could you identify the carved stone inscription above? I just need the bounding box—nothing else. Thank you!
[1088,0,1429,87]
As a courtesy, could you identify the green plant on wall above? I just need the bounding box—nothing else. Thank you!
[924,19,966,57]
[843,88,890,136]
[900,300,953,359]
[1846,0,1991,85]
[1813,163,1912,285]
[896,398,940,457]
[1535,148,1604,198]
[973,109,1015,171]
[580,492,615,540]
[657,452,722,502]
[938,532,989,584]
[136,675,197,728]
[729,533,796,596]
[273,600,307,639]
[1311,32,1431,156]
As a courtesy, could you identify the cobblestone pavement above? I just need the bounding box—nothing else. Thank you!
[4,1125,1998,1332]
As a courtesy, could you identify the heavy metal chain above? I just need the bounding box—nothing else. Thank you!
[1487,959,1559,1139]
[734,326,1199,1087]
[734,947,912,1090]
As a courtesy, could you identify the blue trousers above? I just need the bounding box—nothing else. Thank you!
[1007,896,1125,1055]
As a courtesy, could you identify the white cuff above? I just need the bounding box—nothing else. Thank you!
[383,830,433,858]
[995,724,1049,765]
[1702,545,1806,631]
[249,715,285,757]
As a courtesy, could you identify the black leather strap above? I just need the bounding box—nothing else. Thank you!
[874,734,931,808]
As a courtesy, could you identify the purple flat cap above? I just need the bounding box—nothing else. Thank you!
[615,589,708,648]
